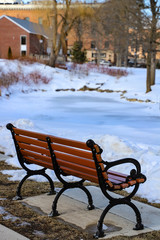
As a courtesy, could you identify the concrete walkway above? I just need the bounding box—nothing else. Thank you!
[22,186,160,239]
[0,224,29,240]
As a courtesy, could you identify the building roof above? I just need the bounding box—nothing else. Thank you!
[0,15,52,39]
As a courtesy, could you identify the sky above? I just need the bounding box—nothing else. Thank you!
[0,59,160,203]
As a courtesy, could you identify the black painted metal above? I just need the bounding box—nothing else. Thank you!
[86,139,146,239]
[6,123,56,199]
[46,137,95,216]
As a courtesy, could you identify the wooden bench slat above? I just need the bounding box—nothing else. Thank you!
[14,128,47,141]
[54,151,95,169]
[108,178,122,184]
[15,135,48,148]
[18,142,50,156]
[51,143,92,160]
[57,159,97,176]
[21,149,52,163]
[49,136,89,150]
[60,166,99,183]
[107,170,128,178]
[24,156,53,169]
[108,173,126,182]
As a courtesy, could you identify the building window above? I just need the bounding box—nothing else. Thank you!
[20,35,27,56]
[100,53,106,58]
[91,41,96,49]
[38,17,43,25]
[21,51,26,56]
[92,53,97,57]
[21,36,26,45]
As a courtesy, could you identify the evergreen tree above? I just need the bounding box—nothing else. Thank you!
[8,46,12,59]
[71,41,87,64]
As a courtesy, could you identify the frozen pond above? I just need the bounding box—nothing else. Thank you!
[1,91,160,146]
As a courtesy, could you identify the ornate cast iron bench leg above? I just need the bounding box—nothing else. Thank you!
[94,199,144,239]
[13,169,56,200]
[49,183,95,217]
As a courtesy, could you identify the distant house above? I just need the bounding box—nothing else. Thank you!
[0,15,52,59]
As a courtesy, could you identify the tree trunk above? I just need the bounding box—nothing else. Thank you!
[146,0,158,91]
[49,51,57,67]
[146,52,151,93]
[150,51,156,85]
[116,52,121,67]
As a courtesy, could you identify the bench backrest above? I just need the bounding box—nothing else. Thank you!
[47,136,100,183]
[7,124,109,185]
[7,124,53,169]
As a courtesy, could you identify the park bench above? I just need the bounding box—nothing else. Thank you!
[7,123,146,238]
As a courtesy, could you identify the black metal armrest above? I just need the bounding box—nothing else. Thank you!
[103,157,141,174]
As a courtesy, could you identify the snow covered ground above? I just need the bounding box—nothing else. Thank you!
[0,59,160,203]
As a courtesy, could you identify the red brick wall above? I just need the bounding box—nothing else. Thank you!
[0,9,45,24]
[0,17,30,58]
[29,34,47,55]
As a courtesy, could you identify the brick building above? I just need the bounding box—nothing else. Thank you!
[0,3,114,63]
[0,15,51,59]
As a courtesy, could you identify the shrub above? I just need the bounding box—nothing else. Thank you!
[0,70,52,91]
[8,47,13,59]
[71,42,87,64]
[68,63,128,78]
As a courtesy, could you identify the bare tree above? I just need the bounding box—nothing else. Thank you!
[39,0,89,67]
[144,0,160,92]
[48,0,77,67]
[100,0,145,67]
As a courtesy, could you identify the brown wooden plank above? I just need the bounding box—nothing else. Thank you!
[21,149,52,163]
[60,166,99,183]
[13,128,47,141]
[54,151,95,168]
[108,173,126,182]
[136,178,145,183]
[107,170,128,178]
[18,142,50,156]
[51,143,92,160]
[120,183,129,189]
[49,135,89,150]
[57,159,97,176]
[24,156,53,169]
[15,135,48,148]
[108,177,121,184]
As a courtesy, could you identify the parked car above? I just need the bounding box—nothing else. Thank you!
[99,59,112,66]
[128,60,135,67]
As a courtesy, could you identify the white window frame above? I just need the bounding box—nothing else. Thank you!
[20,35,27,56]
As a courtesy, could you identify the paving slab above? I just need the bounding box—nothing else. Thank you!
[22,186,160,239]
[0,224,29,240]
